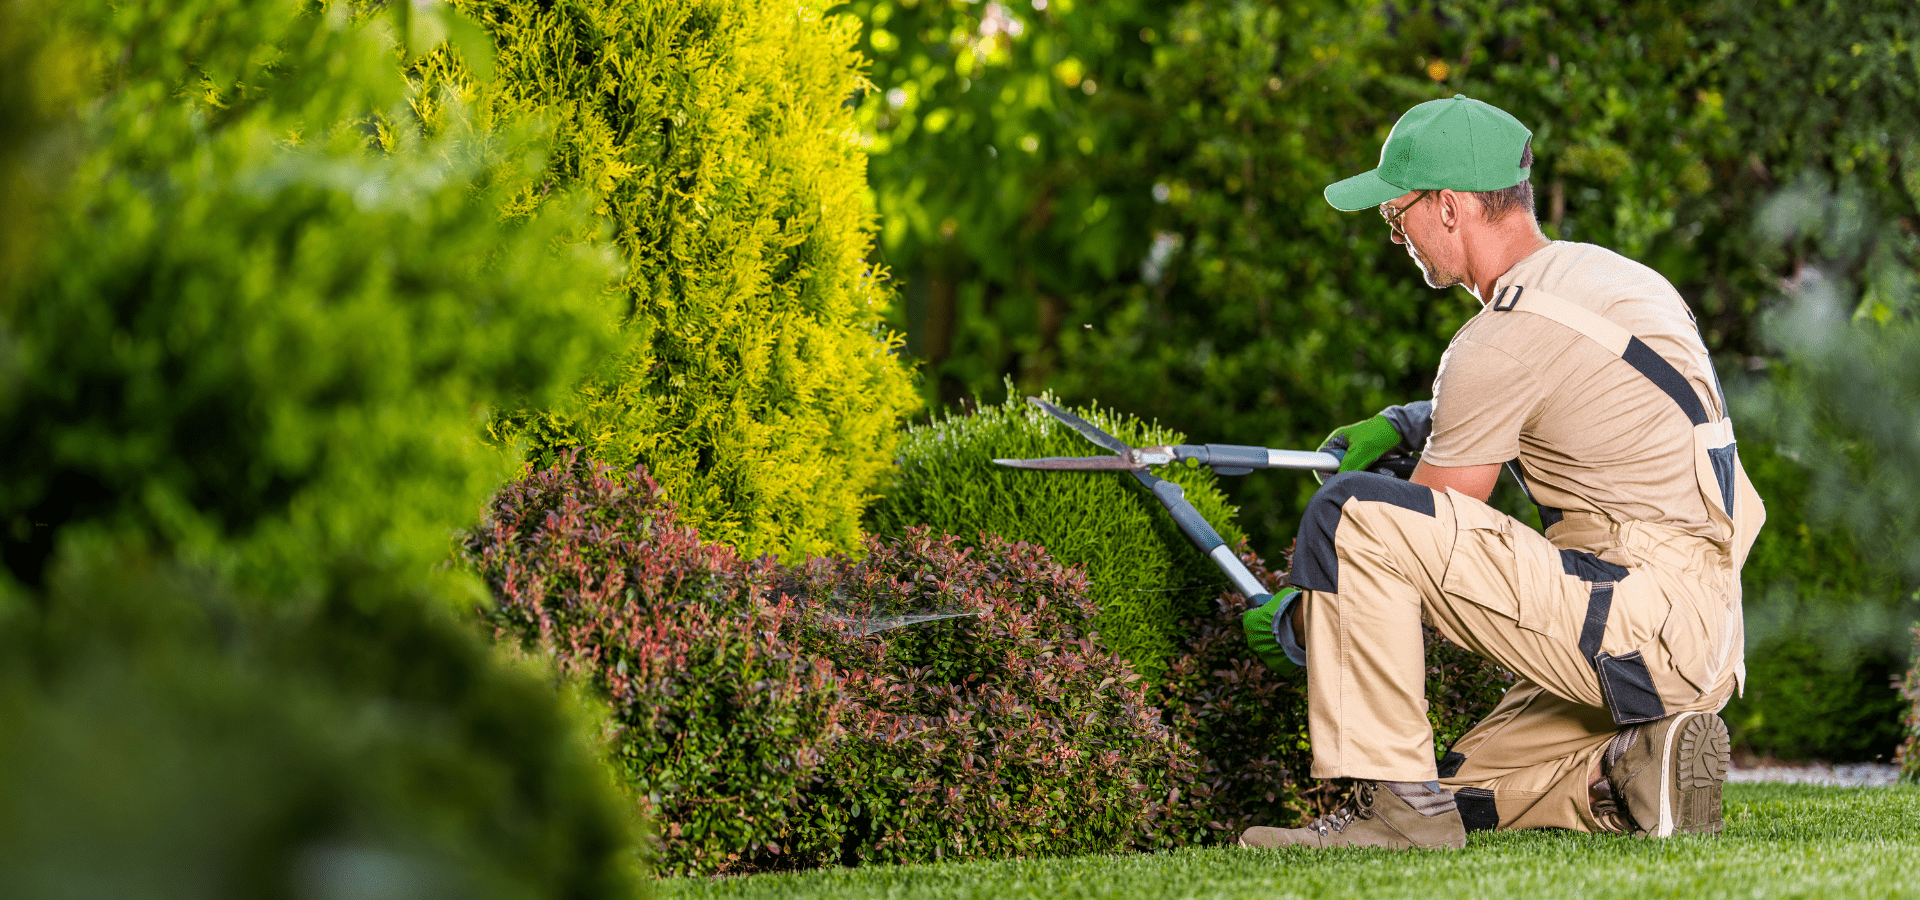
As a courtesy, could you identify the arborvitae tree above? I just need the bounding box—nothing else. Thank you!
[404,0,920,562]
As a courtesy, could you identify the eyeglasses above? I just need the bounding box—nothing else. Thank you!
[1380,190,1434,236]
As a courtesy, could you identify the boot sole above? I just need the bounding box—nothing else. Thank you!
[1655,711,1729,837]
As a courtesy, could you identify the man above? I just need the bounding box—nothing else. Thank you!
[1237,95,1765,849]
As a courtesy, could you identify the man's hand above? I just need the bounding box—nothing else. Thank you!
[1318,401,1433,480]
[1410,460,1501,502]
[1320,415,1401,475]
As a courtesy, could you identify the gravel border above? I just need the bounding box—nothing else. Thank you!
[1728,762,1905,787]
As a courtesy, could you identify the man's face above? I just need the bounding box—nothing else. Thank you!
[1382,190,1464,290]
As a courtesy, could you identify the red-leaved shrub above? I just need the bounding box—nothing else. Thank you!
[463,456,847,875]
[777,532,1201,864]
[463,456,1204,874]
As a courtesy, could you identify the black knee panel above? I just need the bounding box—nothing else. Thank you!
[1455,787,1500,833]
[1291,471,1436,595]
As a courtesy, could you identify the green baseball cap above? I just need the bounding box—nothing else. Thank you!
[1324,94,1533,212]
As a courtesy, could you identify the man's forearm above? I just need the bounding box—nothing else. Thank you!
[1410,460,1502,502]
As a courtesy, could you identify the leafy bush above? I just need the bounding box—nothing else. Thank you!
[0,548,642,900]
[464,456,1206,874]
[402,0,919,562]
[1150,544,1515,840]
[1728,180,1920,760]
[462,455,846,876]
[0,2,643,894]
[0,0,617,602]
[864,392,1245,681]
[779,531,1200,864]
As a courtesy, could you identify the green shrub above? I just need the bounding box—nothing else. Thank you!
[0,0,617,602]
[1730,179,1920,760]
[0,547,643,900]
[463,457,1207,873]
[864,392,1246,681]
[401,0,919,562]
[1723,443,1909,760]
[0,1,643,893]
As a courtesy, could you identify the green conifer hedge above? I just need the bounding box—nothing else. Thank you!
[404,0,919,562]
[864,393,1245,680]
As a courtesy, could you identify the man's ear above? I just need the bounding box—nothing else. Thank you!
[1437,189,1465,230]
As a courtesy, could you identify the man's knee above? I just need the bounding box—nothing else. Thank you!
[1293,471,1437,594]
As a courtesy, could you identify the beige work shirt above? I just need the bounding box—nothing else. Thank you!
[1423,241,1722,541]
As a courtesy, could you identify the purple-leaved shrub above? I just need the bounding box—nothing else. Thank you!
[463,455,847,875]
[464,456,1204,874]
[464,456,1517,872]
[778,531,1201,864]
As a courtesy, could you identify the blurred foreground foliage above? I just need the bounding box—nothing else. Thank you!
[1733,180,1920,762]
[856,0,1920,759]
[0,0,642,893]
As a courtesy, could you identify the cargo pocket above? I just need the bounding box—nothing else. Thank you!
[1655,596,1719,701]
[1441,498,1558,636]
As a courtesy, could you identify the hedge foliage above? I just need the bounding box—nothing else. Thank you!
[1726,180,1920,760]
[864,392,1245,681]
[398,0,919,562]
[468,457,1516,870]
[0,1,642,893]
[462,456,1200,874]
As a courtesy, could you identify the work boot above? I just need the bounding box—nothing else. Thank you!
[1600,711,1730,837]
[1238,780,1466,850]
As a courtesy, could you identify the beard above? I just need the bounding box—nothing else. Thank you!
[1405,236,1463,290]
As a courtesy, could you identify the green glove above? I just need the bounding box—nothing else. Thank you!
[1241,589,1303,674]
[1319,414,1404,477]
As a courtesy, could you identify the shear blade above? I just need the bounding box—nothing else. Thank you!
[994,456,1139,470]
[1027,397,1133,455]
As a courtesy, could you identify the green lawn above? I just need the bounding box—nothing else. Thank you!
[660,784,1920,900]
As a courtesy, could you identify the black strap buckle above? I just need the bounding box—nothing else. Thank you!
[1492,284,1524,311]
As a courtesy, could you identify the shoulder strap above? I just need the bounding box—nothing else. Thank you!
[1489,285,1718,426]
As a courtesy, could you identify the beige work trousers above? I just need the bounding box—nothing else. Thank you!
[1291,472,1740,833]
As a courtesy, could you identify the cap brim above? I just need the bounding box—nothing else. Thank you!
[1324,168,1407,212]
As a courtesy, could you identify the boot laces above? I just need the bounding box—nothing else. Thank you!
[1308,781,1378,835]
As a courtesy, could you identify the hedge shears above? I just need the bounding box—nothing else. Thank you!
[993,397,1415,602]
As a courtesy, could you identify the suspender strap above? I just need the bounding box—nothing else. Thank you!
[1488,285,1720,423]
[1578,581,1614,662]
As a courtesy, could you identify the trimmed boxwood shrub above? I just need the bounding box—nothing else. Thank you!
[463,456,1206,874]
[865,392,1245,681]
